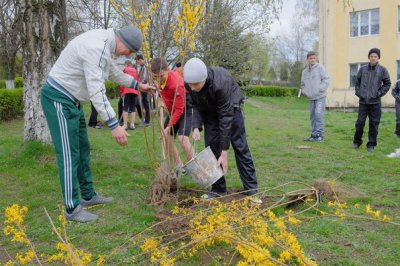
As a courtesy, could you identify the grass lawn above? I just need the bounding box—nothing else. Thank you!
[1,96,399,265]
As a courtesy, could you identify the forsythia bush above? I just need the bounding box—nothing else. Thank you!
[0,88,23,121]
[243,85,299,97]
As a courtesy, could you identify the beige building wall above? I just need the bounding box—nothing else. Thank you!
[319,0,400,108]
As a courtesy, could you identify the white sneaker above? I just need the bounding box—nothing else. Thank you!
[201,192,222,200]
[249,196,263,204]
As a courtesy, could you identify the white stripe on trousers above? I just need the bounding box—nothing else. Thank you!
[54,102,74,210]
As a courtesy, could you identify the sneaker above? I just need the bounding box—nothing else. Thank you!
[65,205,98,223]
[200,192,224,200]
[248,196,263,204]
[304,136,314,142]
[94,125,102,129]
[351,143,360,149]
[129,124,135,130]
[80,195,113,207]
[144,123,151,127]
[310,136,324,142]
[367,146,375,153]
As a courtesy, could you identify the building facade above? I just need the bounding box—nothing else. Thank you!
[319,0,400,108]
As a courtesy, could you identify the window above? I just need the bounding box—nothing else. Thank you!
[398,6,400,32]
[350,9,379,37]
[397,61,400,80]
[349,63,367,87]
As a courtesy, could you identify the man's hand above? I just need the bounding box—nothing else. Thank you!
[138,83,156,93]
[192,128,201,142]
[112,126,128,146]
[218,150,228,175]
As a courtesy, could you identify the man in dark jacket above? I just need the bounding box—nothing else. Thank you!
[184,58,261,203]
[391,80,400,137]
[352,48,391,152]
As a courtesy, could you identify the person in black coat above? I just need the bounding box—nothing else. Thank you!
[352,48,391,152]
[184,58,261,203]
[391,80,400,137]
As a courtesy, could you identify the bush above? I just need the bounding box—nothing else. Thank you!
[0,88,23,121]
[105,80,120,99]
[0,80,5,89]
[242,85,299,97]
[14,77,23,88]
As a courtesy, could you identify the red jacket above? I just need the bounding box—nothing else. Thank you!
[160,70,186,126]
[120,65,139,95]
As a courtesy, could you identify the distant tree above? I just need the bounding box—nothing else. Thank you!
[289,60,304,85]
[279,62,289,81]
[268,67,277,80]
[0,0,23,83]
[246,34,270,84]
[200,0,252,81]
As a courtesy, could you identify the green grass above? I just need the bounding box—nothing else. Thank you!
[1,97,399,265]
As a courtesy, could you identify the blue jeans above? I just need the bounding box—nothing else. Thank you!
[309,97,326,137]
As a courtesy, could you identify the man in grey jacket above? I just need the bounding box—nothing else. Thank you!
[301,51,330,142]
[352,48,391,152]
[41,25,154,222]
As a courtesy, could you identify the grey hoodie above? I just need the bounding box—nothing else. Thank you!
[301,63,330,100]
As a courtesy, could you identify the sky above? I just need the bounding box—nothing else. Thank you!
[268,0,296,37]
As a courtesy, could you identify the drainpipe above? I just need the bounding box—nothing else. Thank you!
[321,0,327,65]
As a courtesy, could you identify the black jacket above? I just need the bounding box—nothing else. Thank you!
[391,80,400,102]
[186,67,243,150]
[355,63,391,104]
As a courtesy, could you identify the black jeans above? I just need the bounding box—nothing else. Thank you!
[118,97,123,121]
[204,108,258,195]
[395,101,400,136]
[88,102,98,127]
[353,103,381,148]
[136,92,150,124]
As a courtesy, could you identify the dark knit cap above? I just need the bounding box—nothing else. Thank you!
[135,54,144,60]
[115,24,143,53]
[368,48,380,59]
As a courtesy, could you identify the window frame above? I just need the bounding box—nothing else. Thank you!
[397,60,400,81]
[349,8,380,37]
[349,63,368,88]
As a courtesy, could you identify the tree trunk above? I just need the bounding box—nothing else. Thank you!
[22,0,67,143]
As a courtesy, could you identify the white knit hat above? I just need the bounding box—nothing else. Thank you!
[184,58,208,83]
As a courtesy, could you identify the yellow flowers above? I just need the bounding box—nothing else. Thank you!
[3,204,37,265]
[140,238,159,252]
[135,198,316,265]
[4,204,29,245]
[174,0,206,56]
[15,250,35,264]
[365,203,391,222]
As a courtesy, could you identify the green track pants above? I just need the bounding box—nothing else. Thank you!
[41,83,95,212]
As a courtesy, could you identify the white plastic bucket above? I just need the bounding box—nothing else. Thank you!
[183,146,224,188]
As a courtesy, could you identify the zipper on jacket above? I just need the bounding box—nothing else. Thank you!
[367,65,372,100]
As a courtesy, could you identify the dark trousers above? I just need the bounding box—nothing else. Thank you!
[137,92,150,123]
[88,102,98,127]
[118,97,123,122]
[353,103,381,148]
[205,108,258,195]
[395,101,400,136]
